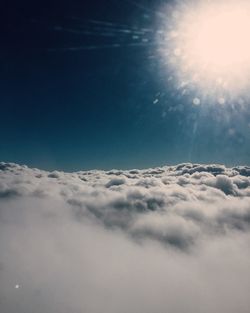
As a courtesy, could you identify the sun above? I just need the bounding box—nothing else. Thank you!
[188,6,250,69]
[162,0,250,95]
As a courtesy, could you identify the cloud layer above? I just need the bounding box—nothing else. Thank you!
[0,162,250,313]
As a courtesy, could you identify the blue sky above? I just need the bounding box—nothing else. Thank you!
[1,0,250,170]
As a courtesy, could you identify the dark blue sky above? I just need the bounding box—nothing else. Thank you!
[1,0,250,170]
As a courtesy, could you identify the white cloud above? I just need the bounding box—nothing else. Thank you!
[0,162,250,313]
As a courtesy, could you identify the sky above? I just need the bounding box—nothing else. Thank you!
[1,0,250,171]
[1,2,250,311]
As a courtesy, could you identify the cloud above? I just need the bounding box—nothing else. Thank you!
[0,162,250,313]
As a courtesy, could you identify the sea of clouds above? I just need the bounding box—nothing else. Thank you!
[0,162,250,313]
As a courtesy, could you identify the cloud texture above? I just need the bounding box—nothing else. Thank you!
[0,162,250,313]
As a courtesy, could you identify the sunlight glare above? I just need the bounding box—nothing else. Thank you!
[165,0,250,94]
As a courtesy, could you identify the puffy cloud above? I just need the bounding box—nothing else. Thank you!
[0,162,250,313]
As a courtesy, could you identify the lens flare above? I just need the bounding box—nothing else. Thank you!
[161,0,250,98]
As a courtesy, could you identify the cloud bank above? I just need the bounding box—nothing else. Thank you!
[0,162,250,313]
